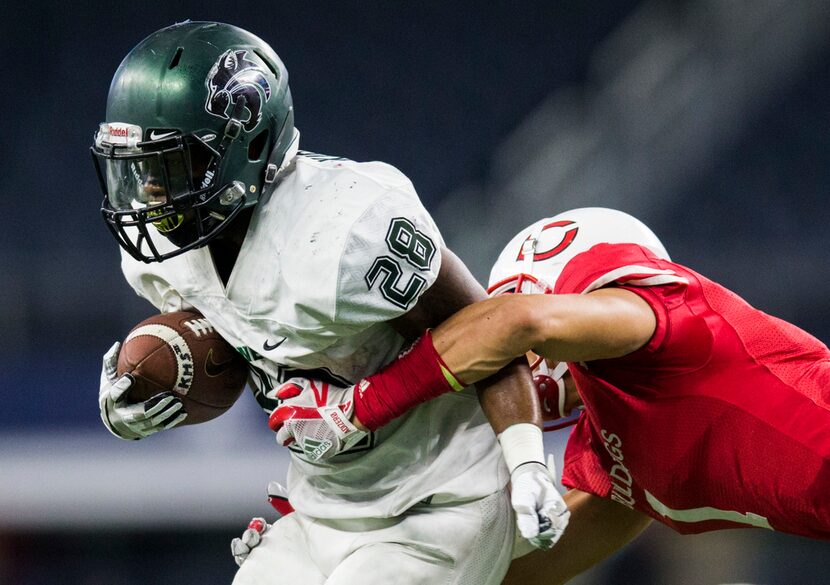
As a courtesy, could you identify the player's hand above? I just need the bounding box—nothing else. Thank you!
[231,482,293,567]
[268,378,367,460]
[510,454,570,549]
[98,341,187,440]
[231,517,270,567]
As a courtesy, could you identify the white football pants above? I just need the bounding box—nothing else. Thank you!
[233,488,514,585]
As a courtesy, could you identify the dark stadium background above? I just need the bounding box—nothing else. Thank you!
[2,1,830,583]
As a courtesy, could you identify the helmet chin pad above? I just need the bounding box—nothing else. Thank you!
[533,361,581,433]
[158,211,214,248]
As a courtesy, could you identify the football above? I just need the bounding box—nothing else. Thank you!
[117,310,248,425]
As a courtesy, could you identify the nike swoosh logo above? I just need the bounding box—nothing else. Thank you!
[205,348,236,377]
[149,130,178,141]
[263,337,287,351]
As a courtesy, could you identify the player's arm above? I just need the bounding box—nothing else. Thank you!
[272,245,564,546]
[342,285,653,432]
[388,246,541,434]
[270,247,540,437]
[504,489,653,585]
[431,287,656,384]
[387,248,568,549]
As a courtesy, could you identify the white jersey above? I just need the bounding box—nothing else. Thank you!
[120,151,508,519]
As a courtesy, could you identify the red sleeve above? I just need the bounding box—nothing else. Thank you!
[554,243,685,299]
[555,242,713,372]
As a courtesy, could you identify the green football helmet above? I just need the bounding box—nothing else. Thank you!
[91,21,295,262]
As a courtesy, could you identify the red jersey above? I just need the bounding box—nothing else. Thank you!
[557,243,830,538]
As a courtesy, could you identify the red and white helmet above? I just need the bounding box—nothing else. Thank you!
[487,207,669,296]
[487,208,669,431]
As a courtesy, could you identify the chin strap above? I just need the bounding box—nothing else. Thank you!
[533,361,581,432]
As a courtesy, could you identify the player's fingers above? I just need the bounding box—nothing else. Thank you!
[117,401,149,425]
[533,506,568,550]
[241,525,265,548]
[515,511,541,539]
[230,536,247,554]
[160,411,188,430]
[105,407,145,439]
[99,382,111,409]
[511,494,541,539]
[268,405,309,431]
[247,517,267,533]
[275,424,295,446]
[103,342,122,381]
[109,421,142,440]
[552,508,571,530]
[546,502,569,525]
[533,516,564,550]
[541,492,568,518]
[530,535,556,550]
[531,527,556,544]
[147,401,185,428]
[144,393,181,417]
[276,382,303,400]
[510,485,538,513]
[109,375,134,403]
[230,537,249,567]
[240,528,260,548]
[119,401,180,435]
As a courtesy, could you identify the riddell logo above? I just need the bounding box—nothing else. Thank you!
[200,169,215,190]
[109,125,129,137]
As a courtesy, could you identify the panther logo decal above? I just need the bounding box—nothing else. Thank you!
[204,49,272,132]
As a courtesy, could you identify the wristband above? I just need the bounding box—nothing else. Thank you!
[497,423,545,474]
[353,330,467,431]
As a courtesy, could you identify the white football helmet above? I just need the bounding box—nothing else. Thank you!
[487,207,669,296]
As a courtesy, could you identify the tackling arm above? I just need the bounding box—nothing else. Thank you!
[389,249,568,549]
[389,246,540,433]
[431,287,657,384]
[271,247,569,547]
[504,489,653,585]
[346,282,654,433]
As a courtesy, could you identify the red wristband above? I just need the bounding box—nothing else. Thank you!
[353,330,466,431]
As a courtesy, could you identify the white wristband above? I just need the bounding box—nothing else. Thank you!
[497,423,545,475]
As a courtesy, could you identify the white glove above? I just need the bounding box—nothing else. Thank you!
[231,517,269,567]
[268,378,367,461]
[231,482,292,567]
[510,454,570,549]
[98,341,187,440]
